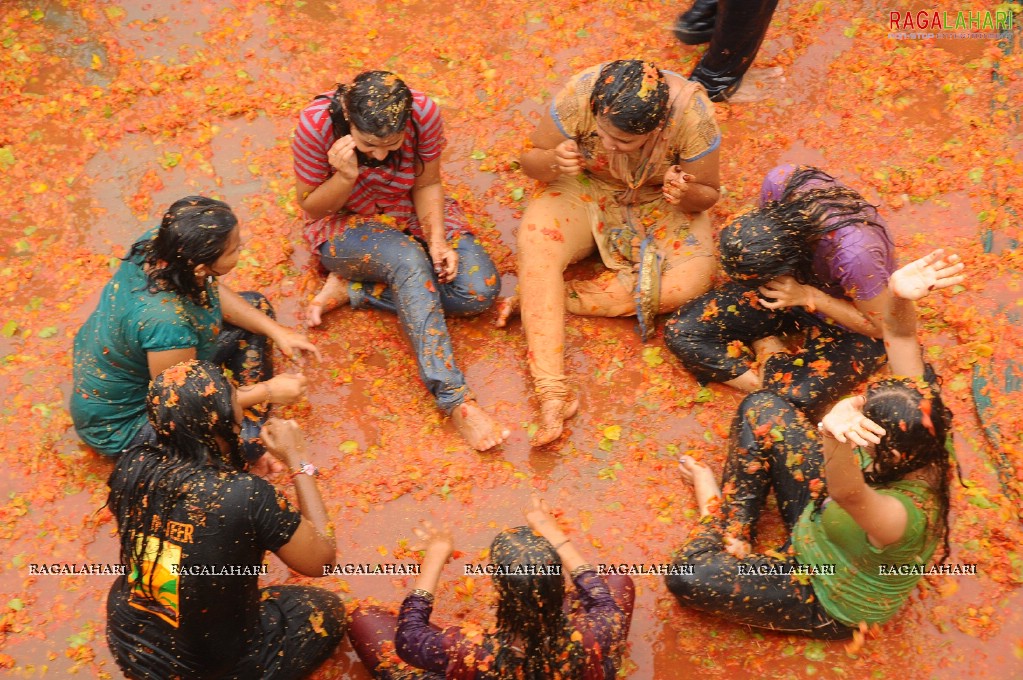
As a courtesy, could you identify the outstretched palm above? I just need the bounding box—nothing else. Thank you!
[889,249,965,301]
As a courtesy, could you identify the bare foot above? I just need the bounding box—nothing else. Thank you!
[493,295,519,328]
[724,67,785,104]
[678,456,721,517]
[451,400,511,451]
[248,452,286,478]
[307,273,350,327]
[530,396,580,447]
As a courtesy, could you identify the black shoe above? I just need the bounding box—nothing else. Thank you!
[673,0,717,45]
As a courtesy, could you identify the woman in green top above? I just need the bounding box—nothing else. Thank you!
[665,249,963,638]
[71,196,319,472]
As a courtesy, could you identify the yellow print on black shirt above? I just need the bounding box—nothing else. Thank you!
[128,535,182,628]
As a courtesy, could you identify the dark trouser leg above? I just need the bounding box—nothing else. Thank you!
[666,528,853,640]
[663,281,795,385]
[212,290,274,462]
[229,585,346,680]
[689,0,781,101]
[348,606,444,680]
[720,391,825,543]
[762,321,887,421]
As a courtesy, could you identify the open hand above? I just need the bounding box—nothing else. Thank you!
[412,520,455,562]
[758,275,814,310]
[889,249,964,301]
[820,395,886,447]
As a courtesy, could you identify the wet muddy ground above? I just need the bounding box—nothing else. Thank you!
[1,0,1021,677]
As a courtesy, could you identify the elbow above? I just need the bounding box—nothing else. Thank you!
[299,202,328,222]
[828,485,868,507]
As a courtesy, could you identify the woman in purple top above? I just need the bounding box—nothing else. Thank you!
[347,498,635,679]
[664,164,896,417]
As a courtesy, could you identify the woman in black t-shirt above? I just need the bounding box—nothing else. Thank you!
[105,360,344,679]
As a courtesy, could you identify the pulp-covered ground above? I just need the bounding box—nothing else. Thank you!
[1,0,1022,677]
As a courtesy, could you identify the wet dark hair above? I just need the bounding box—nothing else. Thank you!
[814,369,957,563]
[589,60,670,135]
[488,527,586,678]
[107,360,244,600]
[320,70,422,172]
[127,196,238,305]
[720,166,892,287]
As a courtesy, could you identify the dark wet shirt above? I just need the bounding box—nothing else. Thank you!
[106,449,301,676]
[395,569,625,678]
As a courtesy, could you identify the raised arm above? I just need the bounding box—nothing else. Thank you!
[818,396,908,548]
[883,249,964,377]
[263,418,336,576]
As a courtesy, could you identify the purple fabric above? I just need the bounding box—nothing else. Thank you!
[394,570,628,677]
[759,164,894,301]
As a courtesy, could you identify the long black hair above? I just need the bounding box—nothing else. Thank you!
[486,527,586,679]
[720,166,893,287]
[107,360,244,599]
[127,196,238,306]
[814,369,957,563]
[318,70,423,173]
[589,59,670,135]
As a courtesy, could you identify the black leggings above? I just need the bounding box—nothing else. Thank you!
[212,290,275,461]
[665,391,855,640]
[690,0,781,101]
[664,281,886,420]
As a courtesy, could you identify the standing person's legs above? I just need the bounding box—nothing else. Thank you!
[213,290,274,462]
[663,281,794,391]
[688,0,781,102]
[517,188,599,446]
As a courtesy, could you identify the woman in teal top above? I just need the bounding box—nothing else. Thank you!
[665,249,963,638]
[71,196,319,470]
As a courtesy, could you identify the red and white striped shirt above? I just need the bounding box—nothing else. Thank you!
[292,90,452,250]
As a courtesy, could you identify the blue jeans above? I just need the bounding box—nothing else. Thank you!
[319,223,499,412]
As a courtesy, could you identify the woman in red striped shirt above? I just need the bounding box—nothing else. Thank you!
[292,71,508,451]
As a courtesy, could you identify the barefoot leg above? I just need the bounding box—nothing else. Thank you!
[529,395,580,447]
[307,273,350,327]
[678,456,721,518]
[451,400,511,452]
[493,295,519,328]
